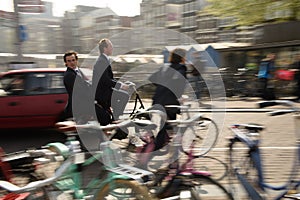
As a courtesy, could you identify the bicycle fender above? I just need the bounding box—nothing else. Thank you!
[46,142,70,158]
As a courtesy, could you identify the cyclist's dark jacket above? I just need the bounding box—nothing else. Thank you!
[149,63,187,119]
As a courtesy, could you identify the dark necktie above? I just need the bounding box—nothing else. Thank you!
[75,69,81,77]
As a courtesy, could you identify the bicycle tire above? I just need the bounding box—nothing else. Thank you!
[0,178,51,200]
[94,179,155,200]
[228,138,264,199]
[181,117,219,157]
[190,175,233,200]
[28,187,50,200]
[192,155,228,181]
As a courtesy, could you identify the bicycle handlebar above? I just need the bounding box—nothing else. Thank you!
[0,156,73,192]
[268,109,295,116]
[76,120,133,131]
[130,109,167,121]
[258,100,299,115]
[77,116,161,132]
[123,81,137,93]
[167,113,203,126]
[228,125,259,148]
[164,105,191,110]
[258,100,295,109]
[124,81,136,87]
[258,101,279,108]
[57,109,166,133]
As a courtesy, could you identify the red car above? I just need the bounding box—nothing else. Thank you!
[0,68,68,129]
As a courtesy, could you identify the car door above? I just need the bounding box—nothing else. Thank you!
[22,71,68,128]
[0,71,67,129]
[0,73,28,128]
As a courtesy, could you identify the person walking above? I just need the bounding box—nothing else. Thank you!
[257,53,276,100]
[92,38,128,126]
[149,48,188,150]
[291,53,300,101]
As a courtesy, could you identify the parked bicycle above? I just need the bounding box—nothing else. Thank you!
[228,100,300,199]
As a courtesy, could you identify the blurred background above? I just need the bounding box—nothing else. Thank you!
[0,0,300,98]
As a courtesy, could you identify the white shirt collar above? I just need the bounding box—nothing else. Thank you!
[103,53,108,59]
[103,53,110,62]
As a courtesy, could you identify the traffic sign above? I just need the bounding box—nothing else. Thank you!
[18,6,44,13]
[19,25,28,42]
[18,0,43,6]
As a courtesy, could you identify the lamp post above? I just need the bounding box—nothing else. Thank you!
[13,0,22,60]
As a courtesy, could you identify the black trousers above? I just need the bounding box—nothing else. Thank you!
[95,104,113,126]
[95,103,128,140]
[153,106,178,150]
[259,78,276,100]
[297,77,300,99]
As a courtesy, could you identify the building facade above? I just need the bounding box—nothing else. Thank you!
[0,0,299,70]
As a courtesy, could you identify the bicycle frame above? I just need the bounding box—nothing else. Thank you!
[228,100,300,200]
[132,112,231,199]
[46,147,103,199]
[129,90,145,117]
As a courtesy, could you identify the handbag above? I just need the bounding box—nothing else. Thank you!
[275,69,295,81]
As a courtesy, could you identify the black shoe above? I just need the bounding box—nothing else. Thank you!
[111,128,128,140]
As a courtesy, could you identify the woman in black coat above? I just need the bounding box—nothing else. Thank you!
[149,48,187,150]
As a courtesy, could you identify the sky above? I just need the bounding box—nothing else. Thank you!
[0,0,142,17]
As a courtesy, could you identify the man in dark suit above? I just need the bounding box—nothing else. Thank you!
[61,50,91,122]
[92,38,128,126]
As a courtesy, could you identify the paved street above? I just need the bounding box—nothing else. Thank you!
[0,129,66,153]
[124,97,300,199]
[191,98,299,199]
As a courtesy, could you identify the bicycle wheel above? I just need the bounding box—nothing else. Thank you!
[190,175,233,200]
[181,117,219,157]
[28,187,50,200]
[94,179,155,200]
[192,155,228,181]
[0,179,51,200]
[228,139,263,199]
